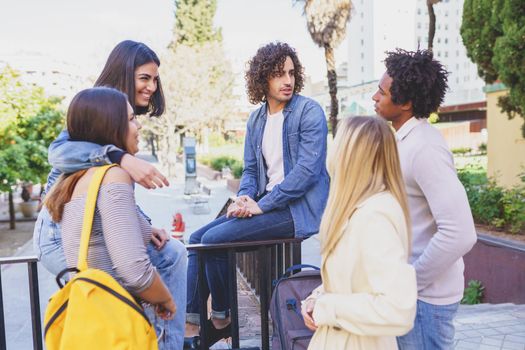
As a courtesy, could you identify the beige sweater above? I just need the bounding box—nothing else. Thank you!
[306,192,417,350]
[396,118,476,304]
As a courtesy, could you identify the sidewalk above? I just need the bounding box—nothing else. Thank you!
[1,164,524,349]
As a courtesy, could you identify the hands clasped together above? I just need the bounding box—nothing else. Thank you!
[226,195,263,218]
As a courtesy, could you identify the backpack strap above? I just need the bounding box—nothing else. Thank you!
[273,264,320,286]
[77,164,117,271]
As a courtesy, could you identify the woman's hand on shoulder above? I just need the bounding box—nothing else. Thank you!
[120,154,169,189]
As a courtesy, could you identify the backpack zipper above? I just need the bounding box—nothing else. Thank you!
[44,300,69,336]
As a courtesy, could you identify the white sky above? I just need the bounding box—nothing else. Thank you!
[0,0,348,82]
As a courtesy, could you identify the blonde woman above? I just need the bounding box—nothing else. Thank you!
[301,116,417,349]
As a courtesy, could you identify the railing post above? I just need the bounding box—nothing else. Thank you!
[292,241,302,266]
[258,246,270,350]
[277,243,284,278]
[228,249,240,349]
[197,252,209,350]
[0,268,6,350]
[28,262,43,350]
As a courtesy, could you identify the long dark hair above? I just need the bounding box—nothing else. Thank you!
[46,87,129,221]
[95,40,165,116]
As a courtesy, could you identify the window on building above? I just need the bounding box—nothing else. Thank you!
[445,24,448,30]
[437,38,441,43]
[456,77,459,84]
[445,51,448,57]
[437,51,441,57]
[361,39,364,45]
[360,12,364,18]
[445,11,449,16]
[417,8,421,15]
[417,22,421,29]
[361,52,364,59]
[456,50,459,57]
[361,66,364,72]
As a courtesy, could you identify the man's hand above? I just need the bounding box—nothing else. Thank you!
[151,227,169,250]
[226,196,263,218]
[301,298,318,332]
[120,154,169,189]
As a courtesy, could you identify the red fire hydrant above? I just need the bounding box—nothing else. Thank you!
[171,212,185,241]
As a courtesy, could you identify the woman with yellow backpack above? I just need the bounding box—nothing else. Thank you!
[44,87,175,349]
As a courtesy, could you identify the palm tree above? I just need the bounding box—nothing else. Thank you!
[427,0,442,52]
[297,0,352,136]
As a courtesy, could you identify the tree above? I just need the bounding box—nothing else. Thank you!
[0,65,64,228]
[172,0,222,46]
[143,0,235,176]
[297,0,352,135]
[427,0,442,52]
[461,0,525,137]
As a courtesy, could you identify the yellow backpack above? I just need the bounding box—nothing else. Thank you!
[44,165,159,350]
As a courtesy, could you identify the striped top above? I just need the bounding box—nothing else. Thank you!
[61,183,155,295]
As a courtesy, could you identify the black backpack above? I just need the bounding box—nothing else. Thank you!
[270,264,321,350]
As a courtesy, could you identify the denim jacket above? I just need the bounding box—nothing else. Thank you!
[238,94,329,237]
[44,130,151,222]
[44,130,120,193]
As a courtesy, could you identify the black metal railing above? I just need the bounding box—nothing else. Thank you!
[0,256,43,350]
[187,237,302,350]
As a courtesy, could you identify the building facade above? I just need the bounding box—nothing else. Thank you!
[345,0,485,108]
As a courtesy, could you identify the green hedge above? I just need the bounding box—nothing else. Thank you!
[458,166,525,234]
[198,155,243,179]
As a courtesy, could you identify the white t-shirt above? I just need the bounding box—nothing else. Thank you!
[262,110,285,191]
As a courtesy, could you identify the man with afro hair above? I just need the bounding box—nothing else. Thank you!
[373,49,477,349]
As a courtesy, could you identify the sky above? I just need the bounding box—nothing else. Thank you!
[0,0,348,83]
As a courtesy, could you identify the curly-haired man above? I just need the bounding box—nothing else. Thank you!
[373,49,477,349]
[184,42,329,347]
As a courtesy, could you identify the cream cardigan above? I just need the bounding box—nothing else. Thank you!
[306,192,417,350]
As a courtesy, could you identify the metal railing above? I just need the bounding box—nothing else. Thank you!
[187,237,302,350]
[0,256,43,350]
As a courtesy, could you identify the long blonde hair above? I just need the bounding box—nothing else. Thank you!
[319,116,411,257]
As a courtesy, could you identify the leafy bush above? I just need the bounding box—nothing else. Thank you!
[428,112,440,124]
[231,161,243,179]
[461,280,485,305]
[458,165,525,234]
[500,187,525,233]
[478,142,487,154]
[451,147,472,155]
[210,156,238,171]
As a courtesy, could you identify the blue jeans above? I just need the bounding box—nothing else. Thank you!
[33,207,188,350]
[397,299,459,350]
[186,208,294,325]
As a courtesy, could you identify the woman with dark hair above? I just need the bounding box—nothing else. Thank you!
[95,40,165,117]
[46,87,176,341]
[33,41,187,350]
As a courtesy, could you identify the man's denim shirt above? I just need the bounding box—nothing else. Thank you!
[238,94,329,238]
[45,130,151,222]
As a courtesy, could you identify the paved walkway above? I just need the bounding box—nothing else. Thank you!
[1,163,524,349]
